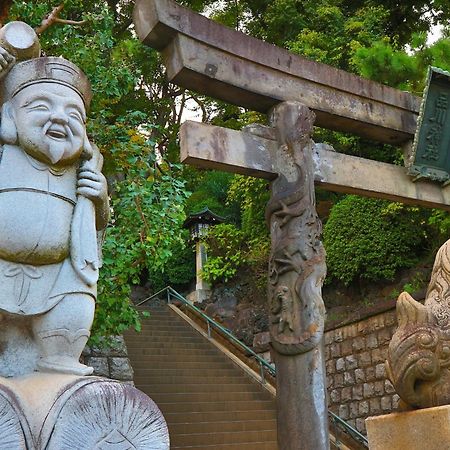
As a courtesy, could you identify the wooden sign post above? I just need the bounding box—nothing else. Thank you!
[133,1,450,448]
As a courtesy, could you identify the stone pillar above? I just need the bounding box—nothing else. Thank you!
[267,102,329,450]
[196,241,210,291]
[187,240,211,304]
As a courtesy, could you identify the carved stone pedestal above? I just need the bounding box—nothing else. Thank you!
[0,373,169,449]
[366,405,450,450]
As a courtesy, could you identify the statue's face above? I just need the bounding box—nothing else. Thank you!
[11,82,87,165]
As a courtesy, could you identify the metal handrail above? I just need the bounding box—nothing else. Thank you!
[138,286,276,379]
[329,410,369,448]
[137,286,368,448]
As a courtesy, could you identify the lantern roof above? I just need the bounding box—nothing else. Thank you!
[182,207,225,229]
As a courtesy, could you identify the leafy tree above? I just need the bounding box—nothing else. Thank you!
[4,0,202,342]
[5,0,450,335]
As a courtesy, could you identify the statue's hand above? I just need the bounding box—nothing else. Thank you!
[0,47,15,76]
[77,167,108,205]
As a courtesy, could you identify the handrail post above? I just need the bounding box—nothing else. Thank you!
[207,322,211,338]
[259,361,266,384]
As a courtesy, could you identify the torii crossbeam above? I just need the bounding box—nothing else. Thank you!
[133,1,450,449]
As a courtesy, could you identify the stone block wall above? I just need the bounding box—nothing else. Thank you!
[325,309,399,435]
[82,335,134,383]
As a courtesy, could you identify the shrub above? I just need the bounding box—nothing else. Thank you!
[323,196,429,285]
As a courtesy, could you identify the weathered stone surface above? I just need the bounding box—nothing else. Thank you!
[134,0,421,144]
[355,368,365,383]
[381,396,392,411]
[366,405,450,450]
[92,336,129,357]
[85,357,109,378]
[252,331,271,353]
[44,380,169,449]
[375,363,386,380]
[0,374,169,449]
[336,358,345,372]
[345,355,358,370]
[356,418,366,433]
[0,21,167,450]
[110,357,134,381]
[352,385,363,401]
[0,386,31,448]
[387,239,450,408]
[370,398,381,414]
[267,103,329,449]
[180,121,450,211]
[0,22,109,378]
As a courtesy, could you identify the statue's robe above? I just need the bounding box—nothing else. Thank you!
[0,145,96,315]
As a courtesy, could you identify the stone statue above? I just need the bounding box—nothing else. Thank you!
[0,37,108,378]
[386,238,450,409]
[0,22,169,448]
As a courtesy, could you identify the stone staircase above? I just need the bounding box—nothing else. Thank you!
[124,304,278,449]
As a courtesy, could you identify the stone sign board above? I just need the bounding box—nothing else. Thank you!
[409,67,450,183]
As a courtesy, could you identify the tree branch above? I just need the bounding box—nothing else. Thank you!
[54,18,87,26]
[35,4,87,35]
[35,4,65,35]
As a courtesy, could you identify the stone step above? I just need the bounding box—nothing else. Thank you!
[137,328,196,334]
[127,347,219,357]
[129,352,232,367]
[130,360,234,370]
[134,375,251,385]
[170,441,278,450]
[170,419,276,435]
[134,367,240,377]
[124,304,280,449]
[126,342,213,351]
[129,330,203,337]
[128,327,198,335]
[164,410,276,424]
[125,336,205,344]
[170,430,276,446]
[150,390,273,404]
[158,400,275,414]
[138,383,263,394]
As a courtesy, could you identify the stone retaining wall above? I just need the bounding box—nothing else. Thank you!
[325,308,399,435]
[82,335,134,383]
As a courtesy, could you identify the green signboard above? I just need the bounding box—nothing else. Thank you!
[409,67,450,184]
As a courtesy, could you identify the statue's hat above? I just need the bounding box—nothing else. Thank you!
[3,57,92,109]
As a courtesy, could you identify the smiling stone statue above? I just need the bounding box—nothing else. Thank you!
[0,23,169,449]
[0,55,109,377]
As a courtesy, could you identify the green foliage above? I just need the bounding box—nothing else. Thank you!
[7,0,450,335]
[148,231,196,291]
[185,170,238,220]
[352,34,450,93]
[198,175,270,287]
[402,272,427,295]
[242,0,449,48]
[227,175,269,241]
[323,196,430,285]
[92,115,190,341]
[202,224,246,283]
[7,1,194,342]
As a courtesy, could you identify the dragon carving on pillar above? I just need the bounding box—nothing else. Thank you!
[264,102,327,356]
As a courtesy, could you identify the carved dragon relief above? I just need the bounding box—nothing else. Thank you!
[259,102,327,356]
[386,238,450,408]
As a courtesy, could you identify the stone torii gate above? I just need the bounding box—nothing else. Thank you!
[133,1,450,449]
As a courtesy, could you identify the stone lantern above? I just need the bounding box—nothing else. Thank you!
[183,207,224,303]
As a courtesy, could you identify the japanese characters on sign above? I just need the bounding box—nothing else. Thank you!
[409,67,450,183]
